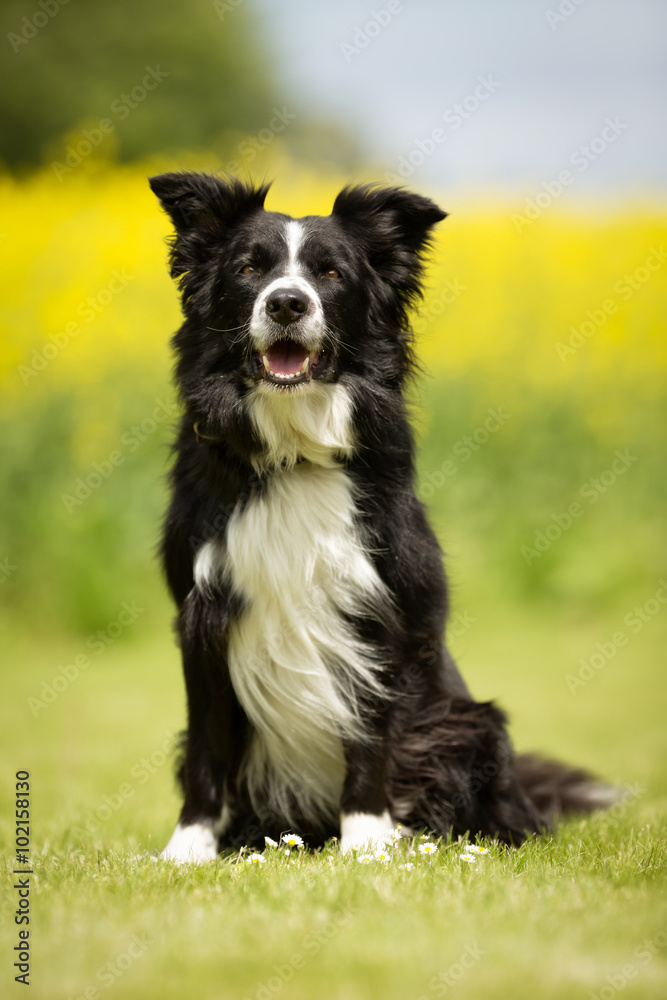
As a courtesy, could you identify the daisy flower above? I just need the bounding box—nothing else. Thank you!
[418,842,437,855]
[281,833,303,848]
[467,845,489,855]
[398,863,414,871]
[264,836,278,848]
[357,854,373,864]
[460,852,476,864]
[248,853,266,864]
[374,849,391,863]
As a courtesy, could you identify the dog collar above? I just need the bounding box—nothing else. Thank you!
[193,421,222,444]
[193,422,311,470]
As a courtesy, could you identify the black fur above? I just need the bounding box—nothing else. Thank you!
[150,171,611,852]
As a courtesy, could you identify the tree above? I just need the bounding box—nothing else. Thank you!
[0,0,276,167]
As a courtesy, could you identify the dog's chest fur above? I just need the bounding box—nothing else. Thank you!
[194,385,389,826]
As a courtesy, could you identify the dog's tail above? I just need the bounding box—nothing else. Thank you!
[514,753,619,827]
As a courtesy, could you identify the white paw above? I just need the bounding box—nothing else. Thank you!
[160,821,218,864]
[339,810,395,854]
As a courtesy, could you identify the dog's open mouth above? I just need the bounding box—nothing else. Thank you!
[254,339,322,388]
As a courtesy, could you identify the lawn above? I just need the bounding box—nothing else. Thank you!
[1,590,666,1000]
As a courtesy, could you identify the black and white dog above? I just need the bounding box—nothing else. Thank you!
[149,172,610,862]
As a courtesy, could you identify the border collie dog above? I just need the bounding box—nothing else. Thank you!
[149,172,610,862]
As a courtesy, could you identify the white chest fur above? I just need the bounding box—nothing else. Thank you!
[194,460,389,827]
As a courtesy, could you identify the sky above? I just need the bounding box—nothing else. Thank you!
[252,0,666,201]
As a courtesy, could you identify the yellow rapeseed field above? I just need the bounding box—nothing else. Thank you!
[1,154,665,463]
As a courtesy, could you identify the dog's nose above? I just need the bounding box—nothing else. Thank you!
[265,288,309,326]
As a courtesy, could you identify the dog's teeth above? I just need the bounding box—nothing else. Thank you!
[301,357,310,374]
[262,354,270,372]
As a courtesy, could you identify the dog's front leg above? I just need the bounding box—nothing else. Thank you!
[339,717,394,854]
[162,593,238,863]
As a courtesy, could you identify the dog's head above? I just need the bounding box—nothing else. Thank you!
[150,172,446,402]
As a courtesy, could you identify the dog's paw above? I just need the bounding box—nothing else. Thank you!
[160,821,218,864]
[339,811,395,854]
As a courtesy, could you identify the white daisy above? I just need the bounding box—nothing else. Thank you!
[398,863,414,871]
[357,854,373,864]
[248,853,266,864]
[460,852,476,864]
[281,833,304,848]
[375,850,391,862]
[418,842,437,855]
[468,845,489,855]
[264,836,278,848]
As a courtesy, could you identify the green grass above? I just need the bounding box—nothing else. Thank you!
[2,595,666,1000]
[2,375,665,635]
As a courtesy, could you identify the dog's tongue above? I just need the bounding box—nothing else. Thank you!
[265,340,307,376]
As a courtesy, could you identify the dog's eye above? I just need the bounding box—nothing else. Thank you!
[241,264,261,275]
[320,268,340,279]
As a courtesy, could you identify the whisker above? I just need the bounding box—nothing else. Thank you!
[324,321,357,356]
[206,324,249,334]
[228,325,253,349]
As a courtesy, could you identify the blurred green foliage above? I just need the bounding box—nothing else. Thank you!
[0,375,664,636]
[0,0,276,166]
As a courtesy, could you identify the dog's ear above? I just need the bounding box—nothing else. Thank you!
[149,173,270,300]
[332,184,446,301]
[333,184,446,253]
[149,172,269,234]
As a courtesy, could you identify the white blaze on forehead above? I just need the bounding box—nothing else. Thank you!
[285,219,305,274]
[250,217,323,351]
